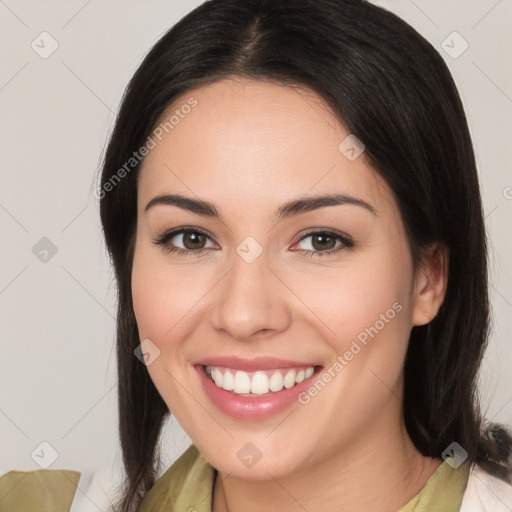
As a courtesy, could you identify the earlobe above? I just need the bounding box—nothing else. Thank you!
[411,242,449,326]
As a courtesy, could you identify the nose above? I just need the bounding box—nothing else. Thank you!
[209,247,292,341]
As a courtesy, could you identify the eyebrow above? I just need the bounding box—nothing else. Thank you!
[144,192,378,220]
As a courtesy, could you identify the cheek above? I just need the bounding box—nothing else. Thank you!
[290,251,412,347]
[130,243,199,415]
[131,242,206,341]
[290,248,414,410]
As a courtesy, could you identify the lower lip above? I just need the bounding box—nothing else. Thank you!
[195,364,322,420]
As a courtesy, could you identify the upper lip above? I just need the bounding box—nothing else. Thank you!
[193,355,322,372]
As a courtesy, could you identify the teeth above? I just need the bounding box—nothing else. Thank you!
[205,365,317,395]
[250,371,269,394]
[269,371,283,392]
[213,367,223,388]
[283,370,296,389]
[234,370,251,393]
[222,369,235,391]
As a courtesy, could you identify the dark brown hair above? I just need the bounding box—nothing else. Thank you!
[97,0,512,510]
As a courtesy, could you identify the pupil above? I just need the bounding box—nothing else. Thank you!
[184,233,205,249]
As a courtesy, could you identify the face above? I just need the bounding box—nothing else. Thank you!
[131,78,437,479]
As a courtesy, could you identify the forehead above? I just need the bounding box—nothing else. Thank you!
[137,78,394,218]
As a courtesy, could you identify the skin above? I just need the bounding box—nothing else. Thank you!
[131,77,449,512]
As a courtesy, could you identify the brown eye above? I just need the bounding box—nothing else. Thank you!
[294,230,354,258]
[152,227,217,256]
[182,231,207,250]
[309,233,337,251]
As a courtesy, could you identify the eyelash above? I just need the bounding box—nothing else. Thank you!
[152,226,354,259]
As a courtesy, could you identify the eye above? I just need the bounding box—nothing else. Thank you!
[152,227,217,257]
[153,227,354,259]
[292,229,354,258]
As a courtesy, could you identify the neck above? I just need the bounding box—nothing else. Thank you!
[212,398,442,512]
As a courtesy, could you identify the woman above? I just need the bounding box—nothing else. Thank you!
[1,0,511,511]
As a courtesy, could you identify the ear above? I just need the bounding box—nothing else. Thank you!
[411,242,449,326]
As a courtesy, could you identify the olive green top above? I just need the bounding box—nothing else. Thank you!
[0,469,80,512]
[0,444,469,512]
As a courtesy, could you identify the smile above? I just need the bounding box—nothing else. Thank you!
[205,365,316,395]
[195,364,323,420]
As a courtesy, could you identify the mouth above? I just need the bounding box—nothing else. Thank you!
[194,363,324,420]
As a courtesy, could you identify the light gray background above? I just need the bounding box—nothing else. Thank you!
[1,0,511,476]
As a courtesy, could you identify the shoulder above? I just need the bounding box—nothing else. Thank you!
[0,463,123,512]
[460,463,512,511]
[0,468,81,512]
[137,443,216,512]
[0,446,213,512]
